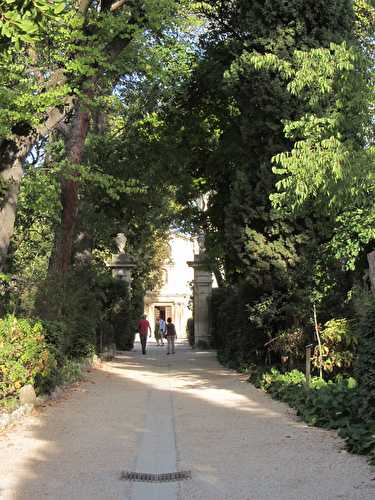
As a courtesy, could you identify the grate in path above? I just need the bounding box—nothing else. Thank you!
[120,471,192,483]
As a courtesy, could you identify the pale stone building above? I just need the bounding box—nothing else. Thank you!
[144,233,195,338]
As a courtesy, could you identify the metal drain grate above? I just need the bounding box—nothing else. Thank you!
[120,471,192,483]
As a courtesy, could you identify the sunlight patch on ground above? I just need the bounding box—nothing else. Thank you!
[103,359,282,417]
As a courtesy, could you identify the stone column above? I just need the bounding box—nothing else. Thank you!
[108,253,136,285]
[188,254,213,348]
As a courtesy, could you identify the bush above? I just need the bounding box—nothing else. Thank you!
[35,266,102,358]
[59,358,89,385]
[269,328,307,367]
[36,264,142,356]
[186,318,194,346]
[40,319,68,366]
[354,293,375,423]
[97,277,136,351]
[253,367,375,463]
[211,285,268,369]
[312,318,357,375]
[0,315,57,399]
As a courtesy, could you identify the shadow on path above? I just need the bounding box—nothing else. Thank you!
[0,340,374,500]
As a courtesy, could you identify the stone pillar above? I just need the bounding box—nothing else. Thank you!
[108,253,136,285]
[188,254,213,348]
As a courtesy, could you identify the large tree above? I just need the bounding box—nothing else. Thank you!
[169,1,357,285]
[0,0,194,272]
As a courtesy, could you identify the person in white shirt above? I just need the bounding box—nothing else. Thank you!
[159,317,166,346]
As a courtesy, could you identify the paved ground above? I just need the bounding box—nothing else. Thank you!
[0,340,375,500]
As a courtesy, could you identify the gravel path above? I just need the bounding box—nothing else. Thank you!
[0,340,374,500]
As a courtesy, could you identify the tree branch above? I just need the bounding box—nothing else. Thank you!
[78,0,93,14]
[110,0,127,12]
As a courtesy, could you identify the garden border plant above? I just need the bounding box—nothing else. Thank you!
[249,367,375,464]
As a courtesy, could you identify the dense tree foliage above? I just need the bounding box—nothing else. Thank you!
[155,0,365,365]
[1,0,375,461]
[0,0,197,272]
[0,1,201,405]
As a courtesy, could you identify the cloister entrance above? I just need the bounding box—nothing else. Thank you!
[154,305,174,322]
[154,305,173,322]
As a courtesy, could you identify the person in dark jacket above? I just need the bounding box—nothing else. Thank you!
[165,317,177,355]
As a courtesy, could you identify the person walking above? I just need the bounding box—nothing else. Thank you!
[165,317,177,355]
[154,318,162,346]
[159,317,166,346]
[138,314,151,355]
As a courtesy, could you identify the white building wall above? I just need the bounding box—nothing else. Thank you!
[144,233,195,338]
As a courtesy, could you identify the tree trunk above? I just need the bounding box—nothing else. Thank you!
[0,97,74,272]
[0,161,23,272]
[213,267,225,288]
[0,135,35,271]
[49,103,91,273]
[367,251,375,297]
[0,6,133,270]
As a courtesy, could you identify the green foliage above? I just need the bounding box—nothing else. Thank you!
[98,277,136,351]
[270,328,307,360]
[58,357,89,386]
[245,2,375,271]
[165,0,361,328]
[339,422,375,462]
[273,370,358,429]
[253,367,375,462]
[0,0,66,45]
[9,160,61,290]
[269,42,374,213]
[32,264,142,357]
[186,317,194,347]
[312,318,357,374]
[0,176,8,203]
[211,274,354,370]
[128,0,370,390]
[0,42,70,138]
[355,295,375,423]
[35,266,102,358]
[0,315,57,399]
[0,273,16,316]
[328,205,375,271]
[211,286,269,369]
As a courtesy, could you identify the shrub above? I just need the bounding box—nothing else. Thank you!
[339,423,375,463]
[253,367,375,463]
[35,266,103,358]
[0,315,57,399]
[59,358,87,385]
[40,319,68,366]
[269,328,307,366]
[186,317,194,346]
[0,273,19,317]
[312,318,357,374]
[256,368,359,426]
[354,294,375,423]
[210,285,268,369]
[98,277,136,351]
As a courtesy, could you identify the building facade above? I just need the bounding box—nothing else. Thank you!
[144,233,195,338]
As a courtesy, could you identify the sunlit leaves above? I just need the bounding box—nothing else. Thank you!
[0,0,66,45]
[246,42,374,213]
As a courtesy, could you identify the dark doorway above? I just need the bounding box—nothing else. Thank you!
[155,306,166,320]
[154,305,173,321]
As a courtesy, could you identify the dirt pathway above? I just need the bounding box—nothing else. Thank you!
[0,341,374,500]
